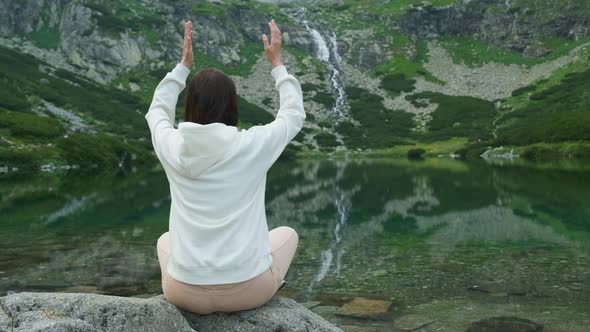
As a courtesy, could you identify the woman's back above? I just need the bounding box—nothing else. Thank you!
[146,61,304,286]
[149,19,304,314]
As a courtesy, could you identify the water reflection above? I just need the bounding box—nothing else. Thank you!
[1,159,589,329]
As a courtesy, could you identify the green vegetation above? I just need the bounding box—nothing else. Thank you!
[0,147,59,173]
[0,109,64,140]
[511,85,536,97]
[380,73,416,96]
[0,46,149,138]
[442,36,590,67]
[191,2,225,17]
[407,148,426,160]
[56,132,153,170]
[314,132,339,149]
[84,1,166,37]
[192,41,263,77]
[5,0,590,165]
[519,142,590,161]
[324,0,457,18]
[496,70,590,146]
[26,27,60,49]
[336,86,414,149]
[351,137,469,159]
[237,96,275,127]
[374,53,429,81]
[312,92,336,109]
[0,45,155,172]
[457,70,590,160]
[406,92,496,141]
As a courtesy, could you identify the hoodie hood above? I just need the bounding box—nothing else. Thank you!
[177,122,240,178]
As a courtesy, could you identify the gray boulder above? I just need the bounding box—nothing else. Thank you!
[0,292,342,332]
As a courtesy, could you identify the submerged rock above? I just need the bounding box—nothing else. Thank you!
[466,316,544,332]
[467,280,530,296]
[0,292,342,332]
[336,297,392,321]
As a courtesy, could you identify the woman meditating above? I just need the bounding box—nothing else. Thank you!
[145,19,305,314]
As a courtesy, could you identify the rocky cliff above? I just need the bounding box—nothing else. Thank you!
[401,0,590,57]
[0,0,316,84]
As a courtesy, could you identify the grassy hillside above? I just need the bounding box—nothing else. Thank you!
[0,42,283,174]
[0,45,157,174]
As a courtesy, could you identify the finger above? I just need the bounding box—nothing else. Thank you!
[270,19,280,33]
[183,24,189,45]
[262,34,270,49]
[270,21,281,43]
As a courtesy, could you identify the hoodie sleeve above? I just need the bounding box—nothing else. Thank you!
[248,65,305,169]
[144,63,190,170]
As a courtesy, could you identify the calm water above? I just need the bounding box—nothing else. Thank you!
[1,158,589,330]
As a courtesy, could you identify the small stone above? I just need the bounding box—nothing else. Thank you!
[302,301,321,309]
[371,269,388,277]
[129,82,141,92]
[336,297,392,320]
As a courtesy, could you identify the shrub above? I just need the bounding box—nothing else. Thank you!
[511,85,536,97]
[406,92,496,142]
[238,96,274,126]
[56,133,119,169]
[337,86,413,149]
[0,109,64,140]
[314,132,339,148]
[407,148,426,160]
[497,70,590,146]
[0,148,44,172]
[312,92,336,109]
[380,73,416,94]
[521,145,558,160]
[455,141,492,159]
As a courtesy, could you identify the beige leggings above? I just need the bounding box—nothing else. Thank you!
[157,226,299,314]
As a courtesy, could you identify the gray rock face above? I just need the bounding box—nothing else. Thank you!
[400,0,590,56]
[0,0,313,85]
[0,292,342,332]
[173,295,342,332]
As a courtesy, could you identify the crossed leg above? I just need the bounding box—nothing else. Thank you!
[156,226,299,313]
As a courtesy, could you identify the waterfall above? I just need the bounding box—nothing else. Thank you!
[302,21,347,117]
[305,187,350,298]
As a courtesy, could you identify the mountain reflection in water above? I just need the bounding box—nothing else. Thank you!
[1,159,589,327]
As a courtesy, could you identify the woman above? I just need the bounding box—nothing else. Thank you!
[145,19,305,314]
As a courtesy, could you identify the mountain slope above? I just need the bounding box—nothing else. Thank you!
[1,0,589,174]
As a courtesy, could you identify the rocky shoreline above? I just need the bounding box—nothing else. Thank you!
[0,292,342,332]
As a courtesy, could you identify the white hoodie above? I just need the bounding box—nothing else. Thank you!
[145,63,305,285]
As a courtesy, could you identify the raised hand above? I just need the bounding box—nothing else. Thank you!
[262,19,282,68]
[181,20,194,69]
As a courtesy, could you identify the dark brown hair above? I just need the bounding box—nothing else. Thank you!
[184,68,238,126]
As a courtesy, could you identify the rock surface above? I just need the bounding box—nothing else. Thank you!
[335,297,392,321]
[0,292,342,332]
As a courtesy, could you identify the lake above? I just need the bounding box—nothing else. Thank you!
[1,158,589,331]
